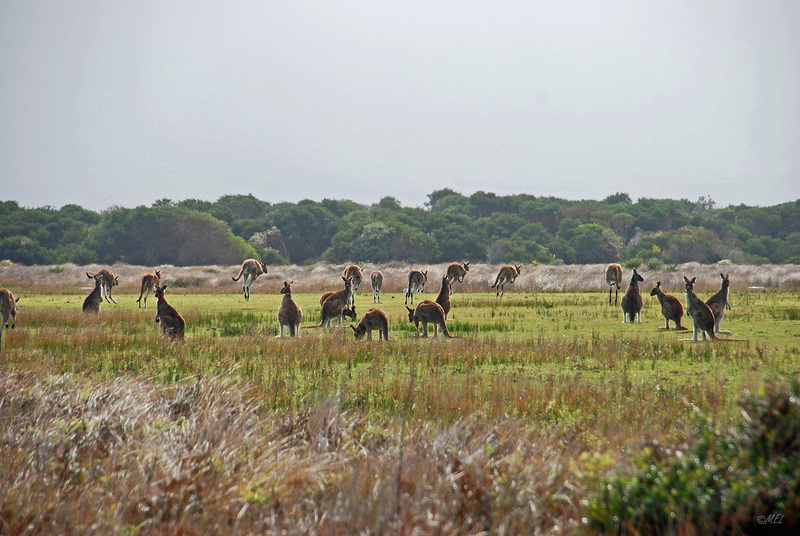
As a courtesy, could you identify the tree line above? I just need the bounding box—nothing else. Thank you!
[1,191,799,267]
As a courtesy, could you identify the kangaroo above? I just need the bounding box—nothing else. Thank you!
[154,285,186,340]
[605,263,623,306]
[319,291,336,306]
[406,300,453,338]
[86,269,119,304]
[232,259,268,301]
[705,273,731,334]
[278,281,303,338]
[371,270,384,303]
[650,281,686,330]
[310,297,357,328]
[683,276,718,342]
[342,265,363,306]
[82,273,103,314]
[445,261,470,294]
[491,264,521,297]
[136,269,161,308]
[435,275,452,320]
[0,288,19,346]
[351,308,390,341]
[404,269,428,305]
[620,269,644,323]
[320,277,354,315]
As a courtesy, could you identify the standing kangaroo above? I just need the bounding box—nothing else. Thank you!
[370,270,384,303]
[705,273,731,334]
[445,261,470,294]
[312,297,356,328]
[136,269,161,308]
[0,288,19,346]
[342,265,363,307]
[351,308,390,341]
[435,275,452,320]
[683,276,718,342]
[405,269,428,305]
[605,263,623,306]
[154,285,186,340]
[232,259,268,301]
[82,273,103,314]
[650,281,686,330]
[320,277,354,315]
[620,269,644,323]
[492,264,521,297]
[406,300,453,338]
[86,269,119,304]
[278,281,303,338]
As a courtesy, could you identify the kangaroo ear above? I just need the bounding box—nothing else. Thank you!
[691,277,696,284]
[406,306,413,313]
[683,276,689,283]
[350,325,356,332]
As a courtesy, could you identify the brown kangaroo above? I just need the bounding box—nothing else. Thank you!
[683,276,718,342]
[406,300,453,338]
[320,277,354,313]
[86,269,119,304]
[445,261,470,294]
[404,269,427,305]
[278,281,303,338]
[492,264,521,297]
[311,298,357,328]
[82,273,103,314]
[154,285,186,340]
[435,275,451,320]
[371,270,384,303]
[0,288,19,346]
[705,273,731,334]
[342,265,363,307]
[650,281,686,330]
[136,269,161,308]
[621,269,644,323]
[232,259,268,301]
[605,263,623,306]
[351,308,390,341]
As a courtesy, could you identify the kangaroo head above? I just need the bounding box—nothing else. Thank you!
[683,276,696,292]
[261,262,268,273]
[406,306,415,322]
[281,281,293,294]
[720,273,730,288]
[462,261,470,271]
[632,269,644,283]
[154,270,161,278]
[515,264,522,274]
[342,276,353,290]
[113,275,120,286]
[649,281,662,296]
[154,285,168,298]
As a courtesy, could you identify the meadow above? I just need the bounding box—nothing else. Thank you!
[1,262,799,535]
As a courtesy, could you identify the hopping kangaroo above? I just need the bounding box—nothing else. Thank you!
[0,288,19,346]
[705,273,731,334]
[650,281,686,330]
[232,259,268,301]
[351,308,390,341]
[406,300,453,338]
[435,275,451,320]
[86,269,119,304]
[278,281,303,338]
[154,285,186,340]
[136,269,161,308]
[445,261,470,294]
[492,264,521,297]
[82,273,103,314]
[620,269,644,323]
[404,269,428,305]
[370,270,384,303]
[342,265,363,307]
[605,263,623,306]
[683,276,718,342]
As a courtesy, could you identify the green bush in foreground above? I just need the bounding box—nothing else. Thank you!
[585,381,800,535]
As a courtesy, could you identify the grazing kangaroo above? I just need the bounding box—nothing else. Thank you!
[404,269,428,305]
[342,265,363,306]
[705,273,731,334]
[683,276,718,342]
[371,270,383,303]
[82,273,103,314]
[406,300,453,338]
[605,263,623,306]
[351,308,390,341]
[136,269,161,308]
[620,269,644,323]
[650,281,686,330]
[154,285,186,340]
[311,297,357,328]
[232,259,268,301]
[0,288,19,346]
[445,261,470,294]
[86,269,119,304]
[435,275,452,320]
[278,281,303,338]
[491,264,521,297]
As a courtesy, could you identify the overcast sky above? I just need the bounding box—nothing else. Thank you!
[1,1,798,212]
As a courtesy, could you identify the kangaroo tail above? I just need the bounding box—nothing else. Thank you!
[491,273,501,288]
[232,267,245,281]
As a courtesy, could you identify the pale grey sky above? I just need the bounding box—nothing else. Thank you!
[1,1,798,211]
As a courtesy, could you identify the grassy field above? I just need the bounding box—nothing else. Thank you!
[1,263,799,534]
